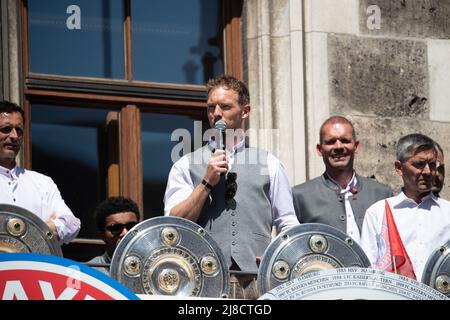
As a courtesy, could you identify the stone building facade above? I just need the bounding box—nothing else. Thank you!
[243,0,450,198]
[1,0,449,197]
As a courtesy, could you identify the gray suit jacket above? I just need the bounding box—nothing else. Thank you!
[292,173,393,233]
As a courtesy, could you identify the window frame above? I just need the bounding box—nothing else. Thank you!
[20,0,243,256]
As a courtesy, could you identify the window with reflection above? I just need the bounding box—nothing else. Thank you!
[141,112,209,218]
[31,104,113,239]
[22,0,241,261]
[131,0,224,84]
[28,0,125,78]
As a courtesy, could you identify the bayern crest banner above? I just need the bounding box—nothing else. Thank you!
[0,253,139,300]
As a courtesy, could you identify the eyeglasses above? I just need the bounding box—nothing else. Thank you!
[225,172,237,202]
[408,159,438,171]
[105,221,138,235]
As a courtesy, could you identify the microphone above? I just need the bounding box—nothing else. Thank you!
[214,119,227,151]
[214,119,227,177]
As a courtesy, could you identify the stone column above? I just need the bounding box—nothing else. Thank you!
[0,1,8,100]
[0,0,21,104]
[303,0,360,179]
[243,0,307,185]
[0,0,23,165]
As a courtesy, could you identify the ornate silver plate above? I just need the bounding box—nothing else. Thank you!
[422,239,450,297]
[258,223,370,294]
[110,216,229,298]
[0,204,62,256]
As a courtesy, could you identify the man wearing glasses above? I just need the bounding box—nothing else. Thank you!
[0,100,80,245]
[164,75,299,299]
[360,133,450,281]
[87,196,140,275]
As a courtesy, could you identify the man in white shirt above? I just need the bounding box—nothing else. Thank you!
[164,75,299,299]
[360,133,450,281]
[0,100,80,245]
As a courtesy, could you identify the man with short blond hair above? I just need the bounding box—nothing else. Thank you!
[164,75,299,299]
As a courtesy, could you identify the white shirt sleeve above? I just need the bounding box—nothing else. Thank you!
[267,153,300,233]
[163,156,194,216]
[43,177,81,245]
[360,201,383,268]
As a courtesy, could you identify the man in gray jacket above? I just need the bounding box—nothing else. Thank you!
[292,116,392,244]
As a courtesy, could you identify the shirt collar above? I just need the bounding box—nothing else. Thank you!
[393,191,440,209]
[207,136,245,156]
[0,165,23,180]
[325,171,357,194]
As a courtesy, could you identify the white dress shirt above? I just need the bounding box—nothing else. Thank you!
[327,172,361,244]
[164,140,299,234]
[360,192,450,281]
[0,165,81,244]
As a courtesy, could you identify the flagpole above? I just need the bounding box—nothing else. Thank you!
[392,255,397,274]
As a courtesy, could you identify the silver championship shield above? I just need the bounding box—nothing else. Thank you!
[0,204,62,256]
[258,223,370,295]
[110,216,229,298]
[422,239,450,297]
[259,267,448,300]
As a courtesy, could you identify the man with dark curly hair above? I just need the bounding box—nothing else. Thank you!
[87,196,140,275]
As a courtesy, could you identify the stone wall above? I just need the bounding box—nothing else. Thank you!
[243,0,307,184]
[346,0,450,197]
[243,0,450,198]
[0,0,21,104]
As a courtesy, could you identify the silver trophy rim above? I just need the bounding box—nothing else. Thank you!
[421,239,450,290]
[110,215,229,297]
[259,267,449,300]
[258,223,371,294]
[0,203,63,256]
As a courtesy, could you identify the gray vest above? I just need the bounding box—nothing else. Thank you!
[292,173,393,233]
[188,145,272,273]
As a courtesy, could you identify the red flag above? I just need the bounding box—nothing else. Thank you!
[375,200,416,280]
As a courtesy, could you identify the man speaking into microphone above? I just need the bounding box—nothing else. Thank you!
[164,75,299,299]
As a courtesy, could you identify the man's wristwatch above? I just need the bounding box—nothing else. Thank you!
[201,179,213,191]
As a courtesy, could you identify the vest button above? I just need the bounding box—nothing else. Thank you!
[232,221,236,226]
[339,214,345,221]
[232,241,236,246]
[231,212,236,216]
[232,231,236,236]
